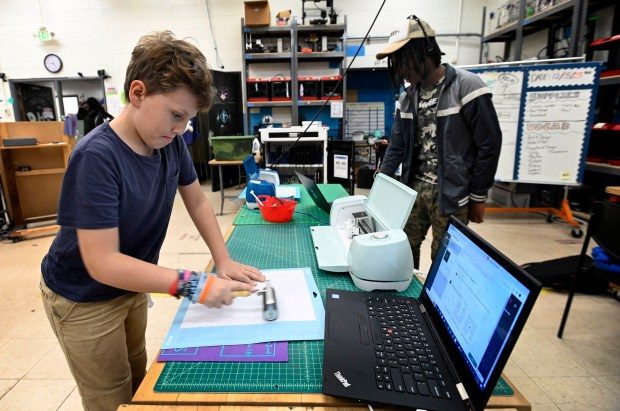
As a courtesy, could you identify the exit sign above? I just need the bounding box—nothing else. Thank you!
[37,27,53,42]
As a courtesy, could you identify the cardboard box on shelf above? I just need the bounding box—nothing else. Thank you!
[276,9,291,26]
[244,0,271,27]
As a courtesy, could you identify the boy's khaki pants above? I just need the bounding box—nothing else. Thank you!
[40,279,148,411]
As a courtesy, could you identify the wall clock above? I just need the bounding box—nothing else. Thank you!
[44,53,63,73]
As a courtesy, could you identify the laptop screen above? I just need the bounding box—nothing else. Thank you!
[423,220,534,394]
[294,171,331,214]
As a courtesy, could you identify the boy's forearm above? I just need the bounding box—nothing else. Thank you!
[77,227,180,294]
[87,252,178,294]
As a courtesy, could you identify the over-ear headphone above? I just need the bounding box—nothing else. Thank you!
[408,14,435,55]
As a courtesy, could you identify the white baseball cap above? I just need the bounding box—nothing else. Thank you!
[376,17,436,60]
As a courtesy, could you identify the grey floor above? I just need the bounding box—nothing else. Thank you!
[0,181,618,410]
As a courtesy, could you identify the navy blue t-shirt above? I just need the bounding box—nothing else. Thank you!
[42,123,197,302]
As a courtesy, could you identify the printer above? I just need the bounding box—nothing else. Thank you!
[310,173,417,292]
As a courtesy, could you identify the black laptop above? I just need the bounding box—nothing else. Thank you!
[322,217,541,410]
[295,170,332,214]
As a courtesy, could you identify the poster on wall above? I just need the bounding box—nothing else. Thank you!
[468,62,600,185]
[518,89,592,183]
[475,70,523,181]
[333,154,348,179]
[105,87,125,117]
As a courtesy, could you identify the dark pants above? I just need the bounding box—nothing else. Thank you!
[404,180,469,269]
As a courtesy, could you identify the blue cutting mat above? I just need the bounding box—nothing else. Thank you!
[161,267,324,349]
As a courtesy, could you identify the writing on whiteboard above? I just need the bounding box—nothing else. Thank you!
[528,68,596,88]
[525,122,570,131]
[530,71,584,82]
[528,91,580,100]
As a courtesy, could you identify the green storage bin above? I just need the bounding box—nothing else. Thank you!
[211,136,253,161]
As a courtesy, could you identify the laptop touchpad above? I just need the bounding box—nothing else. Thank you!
[328,312,365,343]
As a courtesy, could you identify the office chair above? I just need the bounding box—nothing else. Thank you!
[557,201,620,338]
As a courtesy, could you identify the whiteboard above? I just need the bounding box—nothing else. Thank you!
[469,62,601,185]
[345,102,385,140]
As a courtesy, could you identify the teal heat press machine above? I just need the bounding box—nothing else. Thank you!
[310,174,418,292]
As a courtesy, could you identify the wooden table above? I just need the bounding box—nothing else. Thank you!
[132,211,531,410]
[208,159,244,215]
[133,359,530,410]
[133,294,531,409]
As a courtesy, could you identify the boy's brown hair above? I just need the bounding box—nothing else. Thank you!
[124,31,214,112]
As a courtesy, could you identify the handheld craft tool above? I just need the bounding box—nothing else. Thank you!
[232,281,278,321]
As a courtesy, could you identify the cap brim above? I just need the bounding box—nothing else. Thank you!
[376,38,410,60]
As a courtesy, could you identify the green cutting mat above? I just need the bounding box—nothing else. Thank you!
[233,184,349,225]
[155,225,513,396]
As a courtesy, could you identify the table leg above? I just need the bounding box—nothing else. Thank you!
[218,165,224,215]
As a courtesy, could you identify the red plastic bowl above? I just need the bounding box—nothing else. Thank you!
[257,195,297,223]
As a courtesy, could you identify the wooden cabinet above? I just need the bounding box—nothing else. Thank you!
[0,122,70,239]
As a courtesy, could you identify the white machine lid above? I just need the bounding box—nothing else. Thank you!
[366,173,417,230]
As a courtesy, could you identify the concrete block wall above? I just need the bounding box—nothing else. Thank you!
[0,0,490,121]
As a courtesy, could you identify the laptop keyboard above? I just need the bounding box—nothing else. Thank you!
[366,296,453,400]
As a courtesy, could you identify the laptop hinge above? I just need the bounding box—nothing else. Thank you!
[456,383,469,400]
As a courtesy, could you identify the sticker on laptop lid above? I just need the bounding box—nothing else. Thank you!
[331,293,340,299]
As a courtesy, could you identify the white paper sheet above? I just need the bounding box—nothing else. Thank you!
[333,154,348,179]
[518,89,592,184]
[330,100,343,118]
[276,186,298,198]
[476,71,523,181]
[180,268,316,328]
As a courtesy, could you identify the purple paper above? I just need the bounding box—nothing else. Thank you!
[158,341,288,362]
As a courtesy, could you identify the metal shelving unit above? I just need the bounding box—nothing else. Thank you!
[599,75,620,86]
[245,52,293,61]
[240,18,347,137]
[586,162,620,176]
[480,0,583,62]
[585,2,620,181]
[247,101,293,108]
[240,18,347,184]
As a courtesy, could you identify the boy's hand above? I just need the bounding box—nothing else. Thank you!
[193,274,256,308]
[216,258,265,285]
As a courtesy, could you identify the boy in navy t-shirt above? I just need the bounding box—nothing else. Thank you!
[40,31,264,411]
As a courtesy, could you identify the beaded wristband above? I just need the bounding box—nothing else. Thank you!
[178,270,192,297]
[170,270,199,299]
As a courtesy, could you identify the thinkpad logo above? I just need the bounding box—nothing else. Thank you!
[334,371,351,387]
